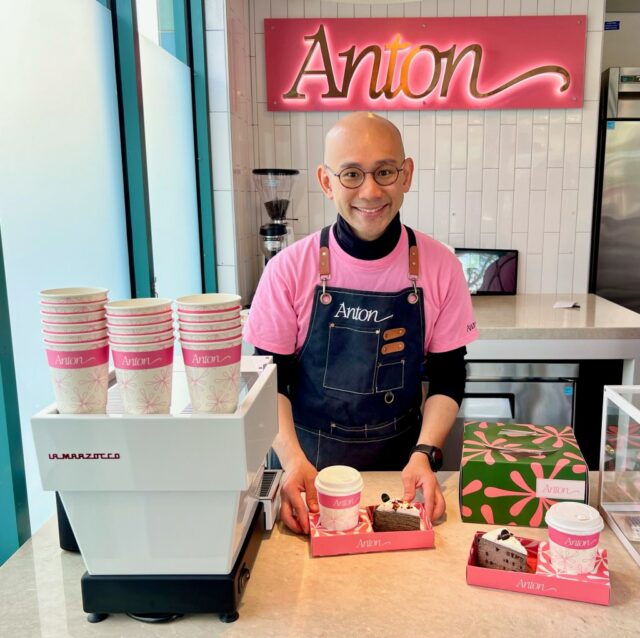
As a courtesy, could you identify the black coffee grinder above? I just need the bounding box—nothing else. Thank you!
[252,169,299,266]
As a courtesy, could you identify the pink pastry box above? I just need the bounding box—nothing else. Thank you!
[466,531,611,605]
[309,504,434,557]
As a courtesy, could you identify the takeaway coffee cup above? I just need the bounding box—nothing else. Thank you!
[105,297,172,316]
[107,319,173,336]
[111,338,174,415]
[40,286,108,303]
[180,336,242,413]
[44,339,110,414]
[314,465,363,532]
[176,293,241,313]
[545,502,604,574]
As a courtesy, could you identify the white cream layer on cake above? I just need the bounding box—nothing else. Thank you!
[480,528,527,556]
[377,500,420,516]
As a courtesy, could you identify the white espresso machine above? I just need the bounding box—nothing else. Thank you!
[31,356,280,624]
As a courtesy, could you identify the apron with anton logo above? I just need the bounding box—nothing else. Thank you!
[289,225,426,471]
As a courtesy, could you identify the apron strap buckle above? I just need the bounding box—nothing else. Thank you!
[407,276,419,304]
[320,277,332,305]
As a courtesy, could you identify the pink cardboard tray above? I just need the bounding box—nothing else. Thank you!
[309,504,434,557]
[466,531,611,606]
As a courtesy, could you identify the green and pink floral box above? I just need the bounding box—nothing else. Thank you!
[459,421,589,528]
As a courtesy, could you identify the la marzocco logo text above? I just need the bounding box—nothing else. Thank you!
[48,452,121,460]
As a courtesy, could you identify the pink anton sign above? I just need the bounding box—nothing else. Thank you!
[264,16,587,111]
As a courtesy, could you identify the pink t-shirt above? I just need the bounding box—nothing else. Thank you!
[244,225,479,355]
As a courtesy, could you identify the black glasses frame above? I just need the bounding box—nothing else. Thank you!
[324,161,406,189]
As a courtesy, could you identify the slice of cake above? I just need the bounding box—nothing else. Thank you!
[476,528,531,572]
[373,495,421,532]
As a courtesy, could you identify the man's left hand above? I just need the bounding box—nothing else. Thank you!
[401,452,446,522]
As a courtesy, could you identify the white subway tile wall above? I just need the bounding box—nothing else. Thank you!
[207,0,604,301]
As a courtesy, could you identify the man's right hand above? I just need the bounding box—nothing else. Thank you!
[279,457,319,535]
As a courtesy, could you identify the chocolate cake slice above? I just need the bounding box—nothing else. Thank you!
[477,528,530,572]
[373,495,421,532]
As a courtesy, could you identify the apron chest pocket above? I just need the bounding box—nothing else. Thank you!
[376,360,405,392]
[323,324,379,395]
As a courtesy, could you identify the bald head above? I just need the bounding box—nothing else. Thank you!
[317,112,414,241]
[324,113,405,167]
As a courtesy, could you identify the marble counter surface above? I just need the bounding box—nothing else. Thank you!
[1,472,639,637]
[472,294,640,340]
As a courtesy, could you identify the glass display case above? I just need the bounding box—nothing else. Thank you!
[599,386,640,566]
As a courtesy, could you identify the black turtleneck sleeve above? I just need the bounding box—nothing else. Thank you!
[422,346,467,407]
[254,347,297,397]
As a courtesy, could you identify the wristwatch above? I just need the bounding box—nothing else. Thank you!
[410,444,443,472]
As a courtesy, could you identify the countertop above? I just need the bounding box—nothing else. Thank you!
[472,294,640,340]
[1,472,639,637]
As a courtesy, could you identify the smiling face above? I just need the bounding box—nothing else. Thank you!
[317,113,414,241]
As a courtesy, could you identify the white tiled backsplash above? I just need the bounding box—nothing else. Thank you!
[207,0,605,303]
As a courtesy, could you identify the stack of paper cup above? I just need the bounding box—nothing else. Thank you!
[105,298,174,415]
[176,294,242,413]
[40,287,109,414]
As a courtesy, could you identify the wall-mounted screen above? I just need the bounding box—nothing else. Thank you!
[455,248,518,295]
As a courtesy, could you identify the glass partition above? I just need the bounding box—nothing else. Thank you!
[0,0,131,532]
[600,386,640,566]
[139,34,202,299]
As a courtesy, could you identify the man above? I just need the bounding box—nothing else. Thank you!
[245,112,478,534]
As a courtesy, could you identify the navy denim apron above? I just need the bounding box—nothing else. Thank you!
[289,225,425,471]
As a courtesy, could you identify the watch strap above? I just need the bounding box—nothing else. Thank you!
[410,444,443,472]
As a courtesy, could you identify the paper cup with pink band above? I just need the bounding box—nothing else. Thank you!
[42,319,107,333]
[314,465,363,532]
[40,287,108,303]
[43,328,108,343]
[111,338,174,415]
[180,336,242,413]
[177,317,240,332]
[45,338,110,414]
[178,326,241,342]
[544,502,604,575]
[176,293,241,312]
[107,319,173,336]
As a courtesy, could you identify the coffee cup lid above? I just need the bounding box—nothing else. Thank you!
[315,465,363,496]
[545,502,604,535]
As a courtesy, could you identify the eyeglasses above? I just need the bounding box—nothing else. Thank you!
[324,161,406,189]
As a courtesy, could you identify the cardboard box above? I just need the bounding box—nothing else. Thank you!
[466,532,611,606]
[459,422,588,527]
[309,504,434,557]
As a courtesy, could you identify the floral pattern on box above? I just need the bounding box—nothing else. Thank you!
[536,541,610,584]
[460,422,588,527]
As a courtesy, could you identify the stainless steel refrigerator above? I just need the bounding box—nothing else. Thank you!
[590,68,640,313]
